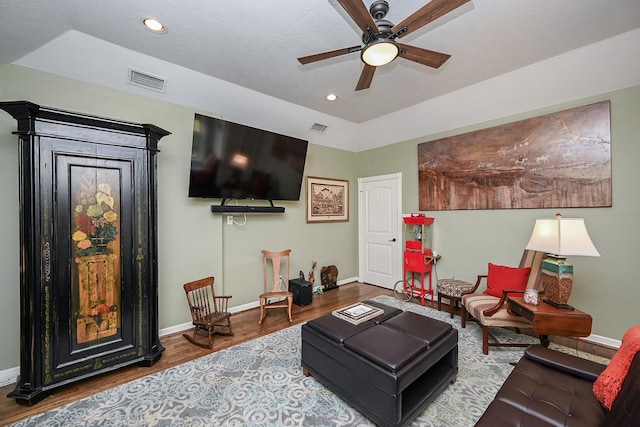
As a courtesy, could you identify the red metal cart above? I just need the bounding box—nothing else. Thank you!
[395,215,436,306]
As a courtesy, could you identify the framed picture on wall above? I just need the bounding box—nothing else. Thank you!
[306,176,349,223]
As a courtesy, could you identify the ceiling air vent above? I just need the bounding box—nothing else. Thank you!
[128,68,167,93]
[310,122,328,134]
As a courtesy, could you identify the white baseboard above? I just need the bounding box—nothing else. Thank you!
[582,333,621,349]
[337,277,358,287]
[0,366,19,388]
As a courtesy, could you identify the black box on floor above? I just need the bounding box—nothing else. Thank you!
[289,278,312,306]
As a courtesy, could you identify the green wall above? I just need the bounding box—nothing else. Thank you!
[356,86,640,342]
[0,65,357,372]
[1,63,638,375]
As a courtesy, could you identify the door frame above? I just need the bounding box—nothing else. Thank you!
[357,172,403,287]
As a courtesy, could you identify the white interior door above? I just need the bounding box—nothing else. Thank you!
[358,173,402,289]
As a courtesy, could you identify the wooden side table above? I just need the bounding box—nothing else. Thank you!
[507,296,592,347]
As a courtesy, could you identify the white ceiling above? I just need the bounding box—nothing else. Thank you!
[2,0,640,145]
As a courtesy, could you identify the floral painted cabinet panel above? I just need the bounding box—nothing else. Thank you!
[51,135,142,375]
[0,101,170,405]
[75,253,119,343]
[63,157,128,350]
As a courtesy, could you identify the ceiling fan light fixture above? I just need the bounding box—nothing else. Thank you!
[361,39,399,66]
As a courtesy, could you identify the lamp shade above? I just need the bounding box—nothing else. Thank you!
[361,39,399,66]
[525,216,600,257]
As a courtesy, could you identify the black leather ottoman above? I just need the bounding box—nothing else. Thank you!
[301,301,458,427]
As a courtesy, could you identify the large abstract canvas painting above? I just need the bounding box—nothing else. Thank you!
[418,101,611,210]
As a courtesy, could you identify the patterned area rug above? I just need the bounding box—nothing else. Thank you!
[11,295,609,427]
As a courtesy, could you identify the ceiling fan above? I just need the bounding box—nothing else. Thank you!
[297,0,470,91]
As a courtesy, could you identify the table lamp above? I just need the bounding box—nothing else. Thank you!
[525,213,600,309]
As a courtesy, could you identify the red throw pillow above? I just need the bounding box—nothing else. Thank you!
[593,325,640,410]
[483,263,531,297]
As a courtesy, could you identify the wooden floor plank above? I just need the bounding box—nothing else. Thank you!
[0,282,398,425]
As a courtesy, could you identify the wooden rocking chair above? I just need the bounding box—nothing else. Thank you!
[182,276,233,349]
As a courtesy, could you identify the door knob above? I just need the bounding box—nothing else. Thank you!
[389,238,396,242]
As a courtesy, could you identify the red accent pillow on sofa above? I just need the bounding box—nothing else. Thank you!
[593,325,640,410]
[483,263,531,298]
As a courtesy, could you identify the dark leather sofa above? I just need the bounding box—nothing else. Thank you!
[475,344,640,426]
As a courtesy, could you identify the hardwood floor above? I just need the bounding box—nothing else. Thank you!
[0,282,611,426]
[0,282,395,426]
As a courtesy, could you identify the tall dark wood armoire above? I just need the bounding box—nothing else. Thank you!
[0,101,170,405]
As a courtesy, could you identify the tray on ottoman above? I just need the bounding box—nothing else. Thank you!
[301,301,458,427]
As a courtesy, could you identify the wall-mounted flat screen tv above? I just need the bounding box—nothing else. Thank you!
[188,114,308,201]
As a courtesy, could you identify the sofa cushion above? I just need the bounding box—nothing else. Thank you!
[593,325,640,409]
[475,399,562,427]
[483,263,530,297]
[482,355,605,427]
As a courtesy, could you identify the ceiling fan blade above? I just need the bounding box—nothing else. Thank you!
[392,0,471,38]
[297,45,362,65]
[337,0,378,34]
[399,43,451,68]
[355,64,376,91]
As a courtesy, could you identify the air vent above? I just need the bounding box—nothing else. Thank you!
[128,68,167,93]
[310,122,328,134]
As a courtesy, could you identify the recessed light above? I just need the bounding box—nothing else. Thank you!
[142,18,166,33]
[326,94,338,101]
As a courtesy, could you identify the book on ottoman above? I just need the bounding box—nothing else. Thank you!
[332,302,384,324]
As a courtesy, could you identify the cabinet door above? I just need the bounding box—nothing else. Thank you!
[46,136,145,384]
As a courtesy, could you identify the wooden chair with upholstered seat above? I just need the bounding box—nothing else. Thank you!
[182,276,233,349]
[259,249,293,324]
[461,250,546,355]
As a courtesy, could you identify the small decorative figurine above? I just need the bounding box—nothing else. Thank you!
[308,261,317,285]
[320,265,338,291]
[299,270,305,280]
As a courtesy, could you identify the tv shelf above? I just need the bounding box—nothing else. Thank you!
[211,205,285,214]
[210,199,285,214]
